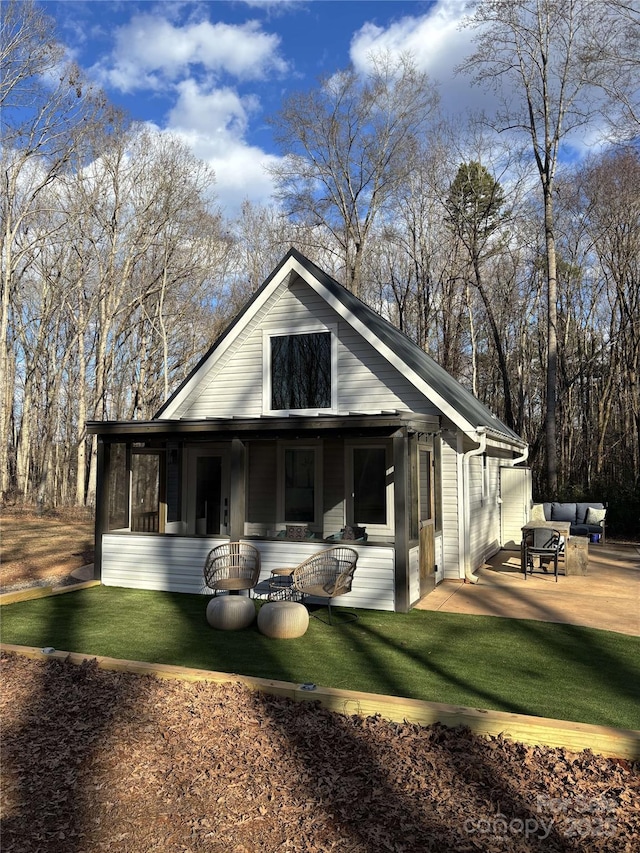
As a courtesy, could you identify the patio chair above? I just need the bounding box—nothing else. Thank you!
[522,527,561,582]
[204,542,261,596]
[289,546,359,624]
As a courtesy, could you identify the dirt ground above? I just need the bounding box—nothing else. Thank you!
[1,652,639,853]
[0,511,94,591]
[2,513,639,851]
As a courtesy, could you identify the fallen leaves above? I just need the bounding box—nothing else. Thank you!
[1,651,638,852]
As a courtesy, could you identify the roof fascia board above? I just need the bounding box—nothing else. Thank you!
[86,412,436,437]
[290,259,481,439]
[158,254,300,419]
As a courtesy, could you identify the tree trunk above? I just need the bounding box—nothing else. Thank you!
[544,188,559,497]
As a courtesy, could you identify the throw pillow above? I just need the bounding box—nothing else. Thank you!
[530,504,545,522]
[586,507,606,524]
[341,525,366,541]
[287,525,309,540]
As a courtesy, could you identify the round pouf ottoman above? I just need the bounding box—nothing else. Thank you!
[258,601,309,639]
[206,596,256,631]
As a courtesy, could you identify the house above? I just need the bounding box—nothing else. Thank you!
[87,249,531,612]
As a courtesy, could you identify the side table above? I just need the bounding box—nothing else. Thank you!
[268,568,296,601]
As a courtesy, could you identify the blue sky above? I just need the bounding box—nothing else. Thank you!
[41,1,485,214]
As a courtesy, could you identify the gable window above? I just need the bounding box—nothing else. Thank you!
[266,325,336,413]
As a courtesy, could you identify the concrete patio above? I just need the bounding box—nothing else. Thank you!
[415,543,640,636]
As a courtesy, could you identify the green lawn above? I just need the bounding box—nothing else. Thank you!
[2,586,639,731]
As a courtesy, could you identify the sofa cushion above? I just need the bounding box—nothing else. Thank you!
[586,506,606,525]
[571,524,590,536]
[571,523,603,537]
[551,502,577,523]
[542,502,553,521]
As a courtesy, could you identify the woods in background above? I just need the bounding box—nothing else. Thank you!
[1,0,638,535]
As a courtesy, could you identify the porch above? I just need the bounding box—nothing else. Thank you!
[91,412,442,613]
[414,543,640,636]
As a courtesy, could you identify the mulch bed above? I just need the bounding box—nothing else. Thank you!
[1,652,638,852]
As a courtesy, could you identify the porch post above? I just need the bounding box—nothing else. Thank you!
[230,438,246,541]
[94,438,109,581]
[393,428,410,613]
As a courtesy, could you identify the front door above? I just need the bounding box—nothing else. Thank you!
[186,448,230,536]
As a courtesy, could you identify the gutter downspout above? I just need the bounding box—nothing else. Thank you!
[511,445,529,466]
[462,427,487,584]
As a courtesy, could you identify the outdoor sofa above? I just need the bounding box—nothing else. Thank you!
[531,502,606,543]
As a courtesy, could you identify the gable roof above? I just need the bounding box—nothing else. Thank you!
[157,248,524,446]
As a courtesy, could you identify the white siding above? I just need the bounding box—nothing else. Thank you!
[440,432,460,579]
[102,534,227,593]
[172,278,439,420]
[486,454,502,554]
[468,454,485,571]
[468,450,507,571]
[101,535,396,611]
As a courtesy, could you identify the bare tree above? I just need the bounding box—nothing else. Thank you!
[581,0,640,136]
[580,148,640,477]
[268,52,438,298]
[0,0,113,500]
[459,0,619,495]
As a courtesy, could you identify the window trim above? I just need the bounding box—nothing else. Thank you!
[277,441,323,530]
[263,323,338,415]
[345,440,394,537]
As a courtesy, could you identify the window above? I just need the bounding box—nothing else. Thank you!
[346,442,393,536]
[284,449,315,522]
[131,451,163,532]
[265,326,336,413]
[106,443,166,533]
[108,443,128,530]
[277,443,322,528]
[353,448,387,524]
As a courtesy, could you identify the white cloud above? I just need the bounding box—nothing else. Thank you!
[350,1,466,73]
[168,79,258,139]
[86,8,289,214]
[95,12,288,92]
[166,80,279,214]
[349,1,493,119]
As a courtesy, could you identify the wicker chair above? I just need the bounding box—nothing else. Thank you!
[204,542,261,596]
[290,546,359,624]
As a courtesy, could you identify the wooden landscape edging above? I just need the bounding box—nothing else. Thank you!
[2,642,638,761]
[0,579,101,606]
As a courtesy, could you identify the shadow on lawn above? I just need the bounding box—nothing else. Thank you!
[344,614,640,728]
[2,586,636,851]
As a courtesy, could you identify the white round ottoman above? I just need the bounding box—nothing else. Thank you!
[257,601,309,639]
[206,596,256,631]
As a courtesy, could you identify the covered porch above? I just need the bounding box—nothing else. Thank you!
[89,412,441,613]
